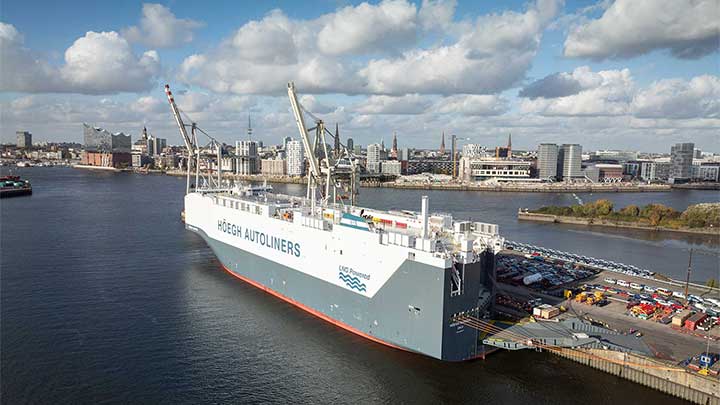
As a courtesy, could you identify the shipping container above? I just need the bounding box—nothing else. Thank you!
[684,313,707,330]
[672,310,692,327]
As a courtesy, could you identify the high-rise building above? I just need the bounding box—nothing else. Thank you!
[537,143,559,180]
[147,135,166,156]
[16,131,32,148]
[346,138,354,154]
[557,144,582,180]
[236,140,259,175]
[440,132,446,154]
[670,142,694,180]
[367,143,382,174]
[286,140,304,176]
[282,136,292,150]
[462,144,485,158]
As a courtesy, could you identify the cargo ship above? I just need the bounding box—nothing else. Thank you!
[166,83,505,361]
[0,176,32,198]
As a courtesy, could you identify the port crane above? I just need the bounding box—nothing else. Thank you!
[165,84,228,193]
[287,82,359,207]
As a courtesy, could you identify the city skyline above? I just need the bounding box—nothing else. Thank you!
[0,0,718,151]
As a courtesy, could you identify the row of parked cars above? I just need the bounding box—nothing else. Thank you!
[506,241,655,279]
[597,279,720,330]
[496,255,595,289]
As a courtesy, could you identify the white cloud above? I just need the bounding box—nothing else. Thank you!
[299,95,335,114]
[564,0,719,60]
[60,31,160,94]
[130,96,165,114]
[433,94,509,116]
[418,0,457,31]
[123,3,203,48]
[179,0,560,96]
[359,0,561,95]
[178,11,360,95]
[317,0,418,55]
[520,66,634,116]
[0,23,160,94]
[631,75,720,119]
[355,94,433,114]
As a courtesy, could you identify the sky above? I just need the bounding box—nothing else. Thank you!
[0,0,718,152]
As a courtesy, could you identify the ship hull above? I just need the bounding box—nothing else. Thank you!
[190,226,493,361]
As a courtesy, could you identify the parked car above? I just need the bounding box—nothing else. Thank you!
[672,291,686,299]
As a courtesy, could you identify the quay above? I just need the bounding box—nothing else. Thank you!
[517,211,720,236]
[162,170,672,192]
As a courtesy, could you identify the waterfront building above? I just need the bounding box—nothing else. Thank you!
[261,158,286,176]
[670,142,694,181]
[583,163,623,183]
[641,161,672,181]
[557,144,582,181]
[381,160,402,176]
[407,159,453,175]
[82,123,132,168]
[692,164,720,182]
[537,143,559,180]
[458,157,531,181]
[16,131,32,149]
[589,150,638,162]
[235,140,259,175]
[286,140,304,176]
[367,143,383,174]
[622,161,643,178]
[131,153,153,168]
[147,136,167,156]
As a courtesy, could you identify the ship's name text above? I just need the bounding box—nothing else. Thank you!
[218,219,301,257]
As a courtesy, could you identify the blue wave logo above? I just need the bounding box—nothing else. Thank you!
[339,271,367,292]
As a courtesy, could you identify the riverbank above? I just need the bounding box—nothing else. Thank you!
[161,170,672,192]
[518,211,720,236]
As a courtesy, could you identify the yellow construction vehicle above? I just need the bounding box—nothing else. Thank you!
[564,290,574,299]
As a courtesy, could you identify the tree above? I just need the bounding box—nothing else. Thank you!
[707,279,718,289]
[594,199,614,216]
[619,204,640,217]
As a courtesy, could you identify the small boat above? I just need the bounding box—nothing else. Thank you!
[0,176,32,198]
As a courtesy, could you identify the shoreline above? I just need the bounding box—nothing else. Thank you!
[161,170,676,193]
[518,211,720,236]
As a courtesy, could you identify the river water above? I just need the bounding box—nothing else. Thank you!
[2,167,716,403]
